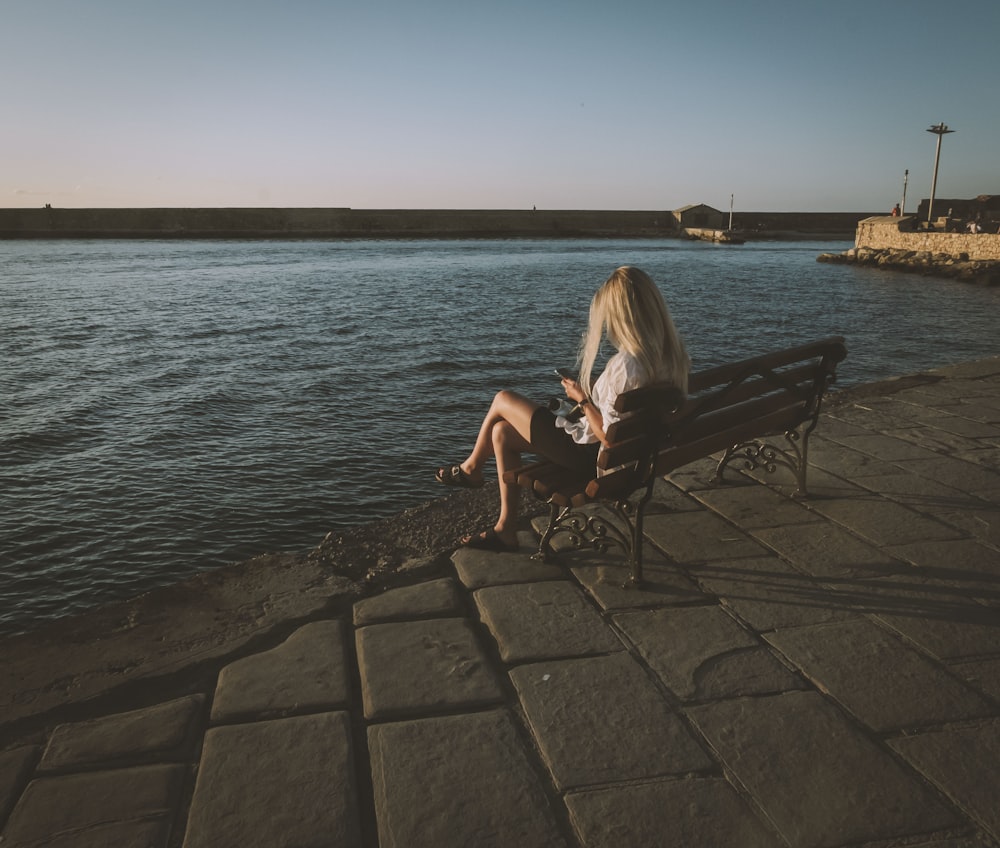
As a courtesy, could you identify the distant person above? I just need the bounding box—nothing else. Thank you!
[434,266,689,552]
[891,204,900,217]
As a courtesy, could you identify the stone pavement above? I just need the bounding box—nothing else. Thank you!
[2,356,1000,847]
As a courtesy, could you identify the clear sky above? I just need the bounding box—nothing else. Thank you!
[4,0,997,211]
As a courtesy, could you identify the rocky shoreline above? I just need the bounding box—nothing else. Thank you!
[818,246,1000,285]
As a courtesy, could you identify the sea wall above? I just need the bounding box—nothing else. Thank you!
[0,208,673,239]
[0,207,871,240]
[856,216,1000,261]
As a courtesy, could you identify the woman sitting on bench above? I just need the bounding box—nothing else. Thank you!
[435,265,689,553]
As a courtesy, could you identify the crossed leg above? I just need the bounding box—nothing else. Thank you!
[457,390,539,548]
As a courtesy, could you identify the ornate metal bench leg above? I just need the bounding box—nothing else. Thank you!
[624,484,655,589]
[626,507,645,588]
[532,502,564,563]
[793,427,811,498]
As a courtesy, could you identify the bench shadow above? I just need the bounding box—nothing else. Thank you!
[682,558,1000,627]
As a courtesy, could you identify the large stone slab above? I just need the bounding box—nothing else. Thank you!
[565,777,778,848]
[183,711,360,848]
[474,581,623,663]
[211,620,348,721]
[368,710,566,848]
[688,691,957,847]
[752,521,903,580]
[355,617,502,719]
[766,619,993,732]
[872,596,1000,662]
[888,425,993,456]
[829,432,945,462]
[808,494,964,547]
[916,503,1000,549]
[40,695,203,771]
[890,718,1000,842]
[894,456,1000,501]
[352,577,463,625]
[854,468,973,508]
[571,554,706,611]
[692,480,817,530]
[920,412,1000,440]
[775,464,872,501]
[828,397,927,430]
[510,653,711,790]
[684,555,855,631]
[642,510,771,563]
[952,656,1000,702]
[885,538,1000,588]
[647,475,707,511]
[808,435,905,479]
[451,531,565,588]
[4,764,184,848]
[813,414,875,440]
[0,746,38,826]
[614,606,803,701]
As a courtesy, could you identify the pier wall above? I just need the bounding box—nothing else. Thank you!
[0,208,673,239]
[0,208,871,240]
[856,217,1000,261]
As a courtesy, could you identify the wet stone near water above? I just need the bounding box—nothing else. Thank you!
[352,577,464,625]
[40,695,204,771]
[5,764,185,848]
[210,620,349,722]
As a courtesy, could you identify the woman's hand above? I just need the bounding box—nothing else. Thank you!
[560,377,587,404]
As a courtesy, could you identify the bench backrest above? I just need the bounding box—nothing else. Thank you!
[595,337,847,486]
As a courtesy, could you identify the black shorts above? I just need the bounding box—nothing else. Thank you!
[529,407,600,473]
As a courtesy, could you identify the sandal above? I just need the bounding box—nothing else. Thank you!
[435,464,485,489]
[461,529,519,553]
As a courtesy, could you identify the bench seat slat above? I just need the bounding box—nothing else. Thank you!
[682,362,821,415]
[687,336,846,393]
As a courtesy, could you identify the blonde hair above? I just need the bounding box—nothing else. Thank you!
[577,266,689,394]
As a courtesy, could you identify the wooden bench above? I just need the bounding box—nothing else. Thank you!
[504,336,848,585]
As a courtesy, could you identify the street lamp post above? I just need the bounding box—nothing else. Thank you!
[926,123,954,226]
[901,169,908,216]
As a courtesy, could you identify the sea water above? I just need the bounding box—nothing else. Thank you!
[2,237,999,635]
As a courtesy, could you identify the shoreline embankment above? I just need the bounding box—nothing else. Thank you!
[817,215,1000,285]
[0,207,870,240]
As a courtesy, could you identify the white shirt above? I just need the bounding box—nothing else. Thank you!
[558,351,648,445]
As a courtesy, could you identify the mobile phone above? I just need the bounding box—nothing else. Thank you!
[554,367,574,380]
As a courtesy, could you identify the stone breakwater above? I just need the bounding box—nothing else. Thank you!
[0,207,870,240]
[817,246,1000,285]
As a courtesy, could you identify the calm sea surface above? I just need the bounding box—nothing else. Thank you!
[3,238,999,635]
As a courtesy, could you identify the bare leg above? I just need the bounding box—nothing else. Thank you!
[460,390,538,546]
[459,390,537,478]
